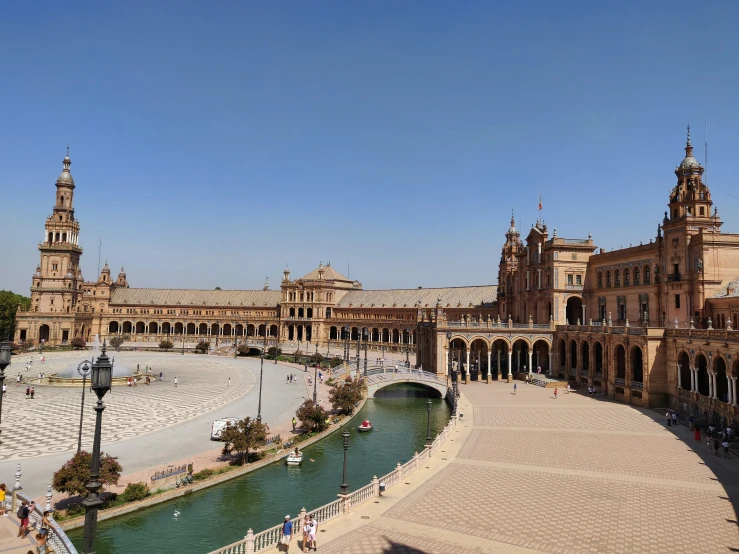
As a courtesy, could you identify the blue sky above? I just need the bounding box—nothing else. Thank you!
[2,1,738,294]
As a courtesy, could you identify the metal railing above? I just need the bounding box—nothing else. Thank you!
[615,378,626,386]
[208,416,458,554]
[17,491,78,554]
[631,381,644,390]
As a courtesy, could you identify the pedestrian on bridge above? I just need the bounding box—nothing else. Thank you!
[513,383,517,395]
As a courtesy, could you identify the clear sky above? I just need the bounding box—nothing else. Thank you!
[2,1,738,295]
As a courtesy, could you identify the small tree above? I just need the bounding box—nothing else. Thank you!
[195,340,210,353]
[293,349,303,363]
[295,399,329,433]
[53,451,122,497]
[267,346,282,359]
[70,337,86,350]
[309,352,324,365]
[329,356,343,368]
[329,376,366,415]
[109,336,124,350]
[159,339,174,351]
[220,417,269,465]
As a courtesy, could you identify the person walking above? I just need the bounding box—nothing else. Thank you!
[308,515,317,552]
[672,411,678,426]
[228,377,231,387]
[513,382,517,395]
[1,383,6,397]
[694,427,701,442]
[25,386,30,399]
[292,417,297,432]
[159,371,163,381]
[554,387,558,399]
[666,411,671,426]
[39,510,52,538]
[30,387,35,399]
[0,484,6,517]
[174,377,178,388]
[280,515,293,552]
[301,515,310,552]
[714,436,721,456]
[688,414,694,430]
[723,439,730,459]
[525,374,529,385]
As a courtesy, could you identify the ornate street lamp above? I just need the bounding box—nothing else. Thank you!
[446,331,458,416]
[76,360,92,454]
[82,341,113,554]
[313,363,318,405]
[257,333,266,422]
[355,327,361,371]
[425,399,433,446]
[363,328,369,376]
[0,332,12,427]
[343,326,350,362]
[340,430,350,494]
[405,328,410,365]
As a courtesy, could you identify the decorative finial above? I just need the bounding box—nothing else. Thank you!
[686,124,691,146]
[66,144,70,156]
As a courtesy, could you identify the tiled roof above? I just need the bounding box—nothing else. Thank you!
[299,263,351,282]
[110,288,281,307]
[337,285,497,308]
[711,277,739,298]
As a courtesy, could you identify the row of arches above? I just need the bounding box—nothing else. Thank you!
[328,326,416,344]
[444,336,552,380]
[108,321,278,337]
[597,265,652,289]
[677,351,739,402]
[556,339,643,383]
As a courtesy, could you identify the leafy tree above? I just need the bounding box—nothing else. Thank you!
[329,356,343,368]
[295,399,329,433]
[70,337,86,349]
[237,343,252,356]
[329,376,366,415]
[220,417,268,465]
[267,346,282,358]
[0,290,30,339]
[309,352,324,365]
[293,349,303,362]
[215,286,222,290]
[159,339,174,351]
[109,336,125,350]
[195,340,210,353]
[52,451,122,497]
[120,482,149,502]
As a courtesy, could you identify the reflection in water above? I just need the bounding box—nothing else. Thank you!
[69,391,450,554]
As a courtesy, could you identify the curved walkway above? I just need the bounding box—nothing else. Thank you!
[312,381,739,553]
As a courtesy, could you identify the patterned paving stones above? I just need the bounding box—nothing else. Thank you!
[314,382,739,553]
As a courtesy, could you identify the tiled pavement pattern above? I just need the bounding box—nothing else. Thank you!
[315,383,739,553]
[0,351,252,460]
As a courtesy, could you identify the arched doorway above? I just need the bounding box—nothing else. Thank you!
[161,322,171,335]
[569,340,577,370]
[122,321,132,334]
[270,325,278,338]
[581,342,590,373]
[449,339,467,379]
[235,324,243,336]
[469,339,488,381]
[594,342,603,374]
[696,354,709,396]
[491,339,508,380]
[186,323,195,335]
[222,324,232,337]
[615,345,626,381]
[39,324,50,343]
[175,322,184,335]
[149,322,159,335]
[198,323,208,335]
[136,321,146,334]
[678,352,690,390]
[558,339,566,377]
[532,339,550,374]
[714,357,728,402]
[631,346,643,383]
[108,321,119,334]
[566,296,583,325]
[329,326,337,340]
[211,323,220,336]
[288,325,295,341]
[305,325,312,342]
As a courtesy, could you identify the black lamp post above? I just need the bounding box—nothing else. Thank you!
[355,328,361,371]
[0,332,12,427]
[343,326,350,362]
[313,363,318,404]
[76,360,92,454]
[257,333,266,422]
[446,331,457,415]
[340,430,350,494]
[82,341,113,554]
[425,399,433,446]
[405,328,410,365]
[363,328,368,376]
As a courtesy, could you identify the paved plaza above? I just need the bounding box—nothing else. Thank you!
[0,350,309,500]
[313,382,739,553]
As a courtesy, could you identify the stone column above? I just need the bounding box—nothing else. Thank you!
[677,364,681,389]
[690,367,695,392]
[465,350,470,384]
[507,350,513,382]
[727,374,733,405]
[528,349,533,378]
[732,377,738,407]
[708,372,714,398]
[487,350,492,383]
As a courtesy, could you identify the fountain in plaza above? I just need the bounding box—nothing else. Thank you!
[49,334,135,383]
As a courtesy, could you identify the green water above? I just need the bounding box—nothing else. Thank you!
[69,385,450,553]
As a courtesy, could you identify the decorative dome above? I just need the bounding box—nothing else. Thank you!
[678,125,701,170]
[56,149,75,186]
[507,209,519,236]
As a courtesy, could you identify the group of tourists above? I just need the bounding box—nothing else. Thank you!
[279,513,318,552]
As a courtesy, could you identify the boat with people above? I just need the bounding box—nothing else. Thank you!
[286,447,303,466]
[357,419,374,432]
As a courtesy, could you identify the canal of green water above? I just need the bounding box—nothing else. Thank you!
[68,384,451,553]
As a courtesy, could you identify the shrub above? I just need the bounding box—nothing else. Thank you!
[329,356,343,368]
[53,451,122,497]
[195,340,210,353]
[120,482,149,502]
[267,346,282,358]
[159,339,174,351]
[192,468,215,481]
[70,337,86,350]
[309,352,324,365]
[65,503,85,517]
[237,343,252,356]
[220,417,269,465]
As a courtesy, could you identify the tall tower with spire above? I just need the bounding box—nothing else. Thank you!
[497,210,524,319]
[26,149,85,342]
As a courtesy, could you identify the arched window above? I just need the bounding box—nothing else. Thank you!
[644,265,651,284]
[633,267,640,286]
[614,269,621,287]
[606,271,612,288]
[624,268,630,286]
[597,272,603,289]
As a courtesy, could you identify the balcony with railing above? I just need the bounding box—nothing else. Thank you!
[565,284,584,291]
[631,381,644,390]
[615,378,626,386]
[667,273,682,283]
